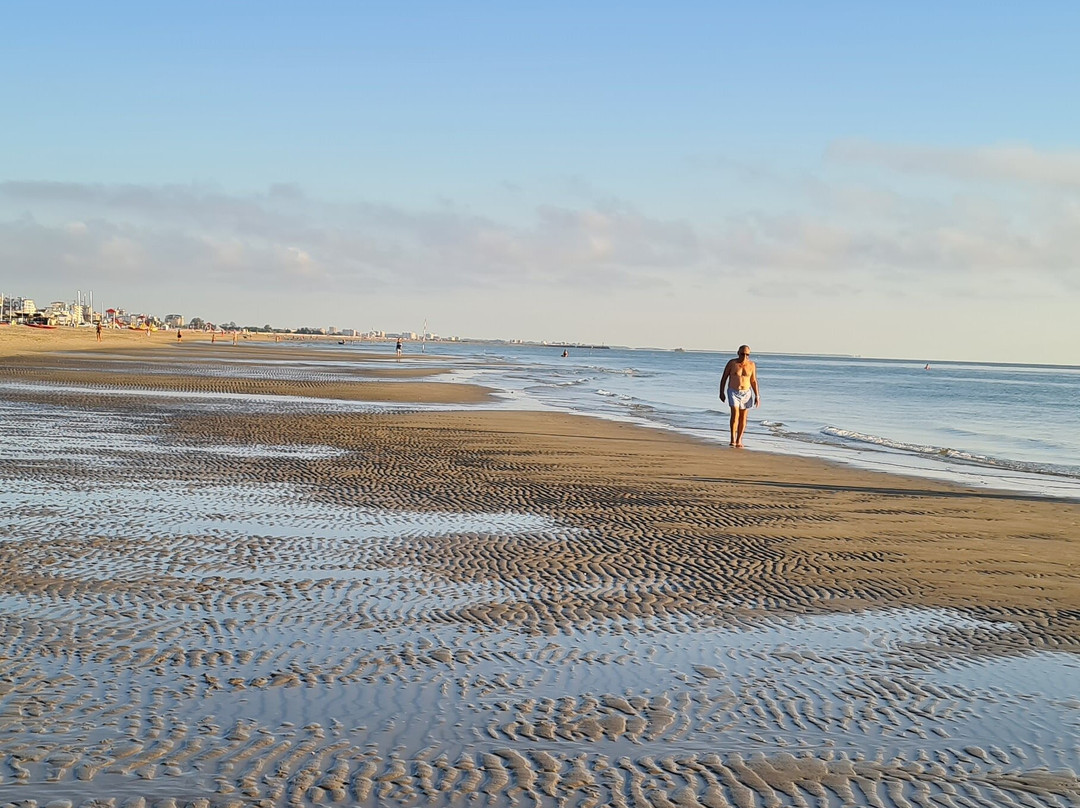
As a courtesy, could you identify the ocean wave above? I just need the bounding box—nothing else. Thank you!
[822,427,942,455]
[816,426,1080,479]
[625,400,659,417]
[589,389,661,417]
[582,365,657,378]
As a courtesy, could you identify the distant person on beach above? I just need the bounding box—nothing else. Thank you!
[177,330,182,343]
[95,322,102,342]
[396,339,402,357]
[719,344,760,447]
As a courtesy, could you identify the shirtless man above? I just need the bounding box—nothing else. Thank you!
[719,345,760,447]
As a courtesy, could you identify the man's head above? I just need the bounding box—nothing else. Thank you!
[738,345,751,359]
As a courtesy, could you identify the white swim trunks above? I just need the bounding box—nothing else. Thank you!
[726,388,754,410]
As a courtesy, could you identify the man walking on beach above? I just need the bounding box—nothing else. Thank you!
[719,345,760,447]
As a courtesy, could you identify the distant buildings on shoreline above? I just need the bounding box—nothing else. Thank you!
[2,289,604,349]
[0,289,455,342]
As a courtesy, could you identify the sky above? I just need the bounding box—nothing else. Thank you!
[2,1,1079,363]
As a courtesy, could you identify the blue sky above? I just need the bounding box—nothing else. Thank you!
[3,2,1079,361]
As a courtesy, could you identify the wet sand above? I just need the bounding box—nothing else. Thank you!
[1,329,1078,807]
[0,327,490,404]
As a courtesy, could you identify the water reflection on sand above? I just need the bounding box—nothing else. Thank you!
[0,389,1077,807]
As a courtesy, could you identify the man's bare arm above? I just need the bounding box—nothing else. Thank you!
[719,361,733,398]
[750,366,761,406]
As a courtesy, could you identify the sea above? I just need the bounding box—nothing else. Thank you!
[367,342,1080,501]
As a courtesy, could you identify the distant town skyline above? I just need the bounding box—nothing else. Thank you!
[2,3,1079,364]
[0,289,437,340]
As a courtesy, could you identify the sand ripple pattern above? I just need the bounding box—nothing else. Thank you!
[0,345,488,405]
[0,384,1078,807]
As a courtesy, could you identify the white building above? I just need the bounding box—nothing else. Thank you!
[7,298,36,316]
[164,314,185,328]
[45,301,76,326]
[1,296,36,320]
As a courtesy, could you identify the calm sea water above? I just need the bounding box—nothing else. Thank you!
[341,342,1080,500]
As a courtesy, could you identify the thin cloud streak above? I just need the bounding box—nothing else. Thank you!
[829,140,1080,189]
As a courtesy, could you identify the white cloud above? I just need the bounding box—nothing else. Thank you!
[278,245,322,279]
[98,235,145,269]
[0,182,704,294]
[828,140,1080,189]
[1,148,1079,351]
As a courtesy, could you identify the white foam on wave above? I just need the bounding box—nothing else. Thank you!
[821,425,1080,479]
[823,426,943,455]
[749,423,1080,499]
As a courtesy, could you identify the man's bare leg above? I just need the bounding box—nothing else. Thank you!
[728,408,738,446]
[735,409,749,447]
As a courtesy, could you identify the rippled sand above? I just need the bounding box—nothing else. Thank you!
[1,335,1078,807]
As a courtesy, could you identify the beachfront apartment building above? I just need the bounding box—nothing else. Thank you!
[1,296,36,320]
[43,301,77,326]
[164,314,185,328]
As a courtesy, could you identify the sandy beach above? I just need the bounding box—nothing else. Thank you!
[1,326,1078,807]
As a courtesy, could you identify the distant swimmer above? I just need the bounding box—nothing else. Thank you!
[719,344,760,448]
[924,363,931,371]
[561,349,569,358]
